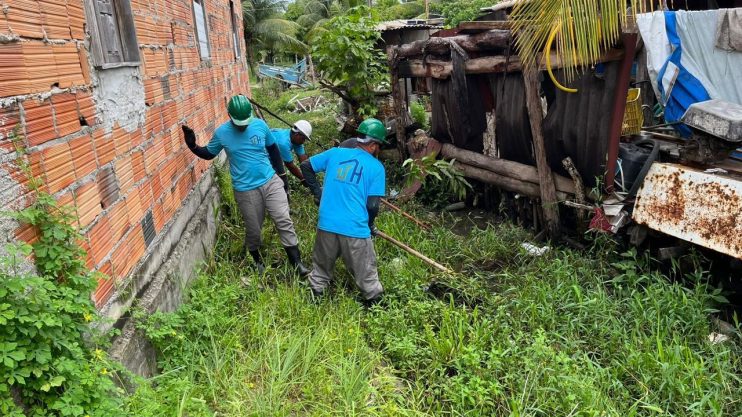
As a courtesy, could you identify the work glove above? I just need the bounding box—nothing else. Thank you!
[312,188,322,207]
[370,225,380,238]
[279,173,289,195]
[182,125,196,149]
[300,179,311,189]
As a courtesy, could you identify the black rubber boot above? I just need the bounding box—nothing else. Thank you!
[284,245,310,276]
[361,293,384,309]
[249,250,265,275]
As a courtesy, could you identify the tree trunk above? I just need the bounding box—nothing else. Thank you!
[523,68,560,238]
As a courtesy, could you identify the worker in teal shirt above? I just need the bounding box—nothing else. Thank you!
[270,120,312,188]
[300,118,388,306]
[181,95,310,276]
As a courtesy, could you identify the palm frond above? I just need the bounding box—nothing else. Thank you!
[510,0,650,82]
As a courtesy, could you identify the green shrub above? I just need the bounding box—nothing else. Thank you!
[409,99,428,131]
[1,193,124,416]
[1,131,124,416]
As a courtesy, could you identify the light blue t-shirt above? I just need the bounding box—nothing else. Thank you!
[310,147,386,239]
[271,128,306,163]
[206,119,277,192]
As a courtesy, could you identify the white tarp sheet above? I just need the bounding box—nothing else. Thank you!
[637,9,742,106]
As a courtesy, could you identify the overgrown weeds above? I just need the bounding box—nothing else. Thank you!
[124,89,741,416]
[127,162,742,416]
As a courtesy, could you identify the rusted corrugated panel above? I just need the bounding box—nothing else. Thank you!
[633,163,742,259]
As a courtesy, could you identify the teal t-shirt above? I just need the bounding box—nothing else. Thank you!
[271,128,306,162]
[206,119,277,192]
[309,147,386,239]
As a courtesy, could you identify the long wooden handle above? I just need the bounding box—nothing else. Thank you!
[380,199,432,231]
[376,230,453,274]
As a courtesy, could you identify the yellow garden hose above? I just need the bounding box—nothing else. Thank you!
[545,23,578,94]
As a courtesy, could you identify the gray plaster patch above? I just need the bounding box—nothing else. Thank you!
[92,66,146,133]
[0,161,35,276]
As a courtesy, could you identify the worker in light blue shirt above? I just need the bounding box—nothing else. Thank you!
[270,119,312,189]
[300,118,388,306]
[181,95,309,276]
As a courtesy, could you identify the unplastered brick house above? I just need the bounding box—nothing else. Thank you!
[0,0,249,359]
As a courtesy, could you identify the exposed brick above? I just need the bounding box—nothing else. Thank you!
[110,236,130,279]
[76,92,96,126]
[143,78,163,106]
[114,154,134,194]
[69,134,96,179]
[53,43,85,88]
[16,223,39,245]
[112,125,132,157]
[131,149,145,183]
[22,42,58,93]
[138,179,153,210]
[125,187,143,226]
[75,181,102,228]
[93,266,114,307]
[6,0,44,39]
[0,104,21,153]
[56,190,77,224]
[22,98,56,146]
[93,129,116,167]
[66,0,85,39]
[40,0,71,40]
[108,200,130,242]
[41,141,74,194]
[77,43,91,85]
[52,92,80,137]
[88,216,114,265]
[0,43,30,97]
[151,200,164,231]
[97,165,119,209]
[125,227,146,273]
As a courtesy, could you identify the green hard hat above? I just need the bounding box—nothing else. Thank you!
[227,95,252,126]
[357,118,387,143]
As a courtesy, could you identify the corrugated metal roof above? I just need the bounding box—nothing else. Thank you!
[376,19,444,32]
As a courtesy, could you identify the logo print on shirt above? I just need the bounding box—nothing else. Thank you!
[249,135,263,145]
[336,159,363,184]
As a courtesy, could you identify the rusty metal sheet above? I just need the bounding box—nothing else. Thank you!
[633,163,742,259]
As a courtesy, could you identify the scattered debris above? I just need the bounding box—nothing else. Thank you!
[444,202,466,212]
[708,332,730,344]
[289,95,330,112]
[521,242,550,256]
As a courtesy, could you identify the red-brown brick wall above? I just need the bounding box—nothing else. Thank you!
[0,0,250,308]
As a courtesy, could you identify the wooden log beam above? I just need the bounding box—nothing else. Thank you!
[439,142,576,195]
[396,30,511,58]
[523,68,560,238]
[453,162,569,201]
[397,48,624,79]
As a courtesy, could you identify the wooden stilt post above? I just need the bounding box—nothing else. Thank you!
[522,69,560,238]
[389,48,408,160]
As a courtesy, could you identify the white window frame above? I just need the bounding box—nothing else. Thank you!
[192,0,211,61]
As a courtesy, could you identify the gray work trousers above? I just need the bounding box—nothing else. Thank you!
[234,175,298,252]
[309,230,383,300]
